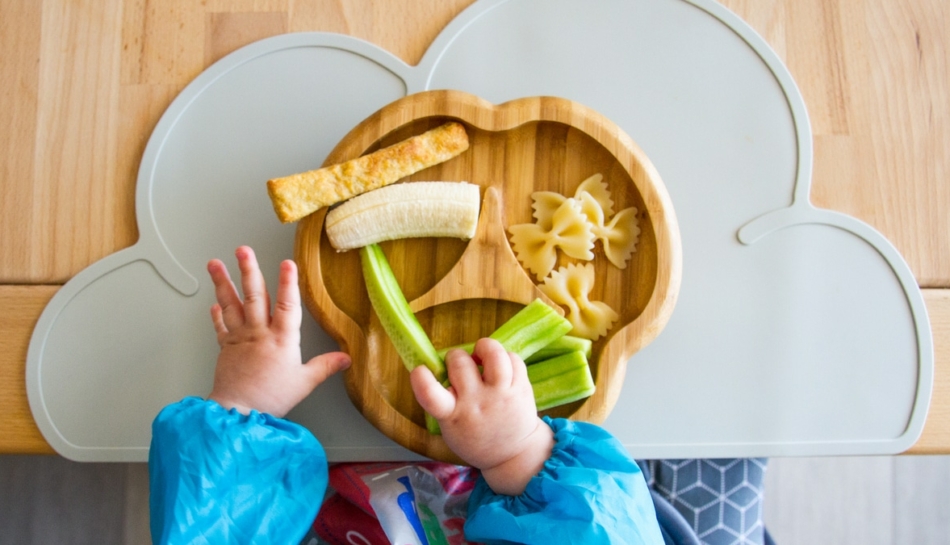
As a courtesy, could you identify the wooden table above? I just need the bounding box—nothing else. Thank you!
[1,0,947,454]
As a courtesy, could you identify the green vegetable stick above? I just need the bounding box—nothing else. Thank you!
[528,351,596,411]
[360,244,446,381]
[436,343,475,360]
[435,300,573,361]
[438,335,591,365]
[524,335,592,364]
[427,350,595,434]
[425,413,442,435]
[490,299,572,361]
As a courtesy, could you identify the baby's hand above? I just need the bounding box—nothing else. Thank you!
[206,246,350,418]
[410,338,554,496]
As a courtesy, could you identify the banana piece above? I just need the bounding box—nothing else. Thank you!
[325,181,481,250]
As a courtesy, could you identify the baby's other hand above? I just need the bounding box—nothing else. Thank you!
[206,246,350,418]
[410,338,554,496]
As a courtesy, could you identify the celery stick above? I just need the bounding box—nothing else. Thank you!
[360,244,446,381]
[528,351,596,411]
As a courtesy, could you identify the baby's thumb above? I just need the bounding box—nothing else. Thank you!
[410,366,455,419]
[302,352,351,389]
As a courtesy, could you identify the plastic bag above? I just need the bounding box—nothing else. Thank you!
[315,463,481,545]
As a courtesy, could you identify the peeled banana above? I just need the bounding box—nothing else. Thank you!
[325,181,481,251]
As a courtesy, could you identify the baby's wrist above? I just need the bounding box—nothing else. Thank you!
[207,392,253,415]
[480,419,555,496]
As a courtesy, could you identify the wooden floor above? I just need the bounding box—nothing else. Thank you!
[1,455,949,544]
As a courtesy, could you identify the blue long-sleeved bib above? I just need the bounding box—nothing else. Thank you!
[149,400,663,544]
[148,397,327,544]
[465,417,664,545]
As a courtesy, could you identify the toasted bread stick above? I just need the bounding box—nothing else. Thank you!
[267,122,470,223]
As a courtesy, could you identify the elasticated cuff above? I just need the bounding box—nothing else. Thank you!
[464,417,664,545]
[148,397,327,544]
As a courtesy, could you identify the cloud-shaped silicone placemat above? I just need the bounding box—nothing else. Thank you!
[27,0,931,461]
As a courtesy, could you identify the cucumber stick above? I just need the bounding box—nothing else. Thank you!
[490,299,572,361]
[427,350,595,434]
[426,300,576,435]
[438,335,592,364]
[436,344,473,360]
[434,299,573,361]
[528,350,596,411]
[524,335,592,364]
[425,413,442,435]
[360,244,446,381]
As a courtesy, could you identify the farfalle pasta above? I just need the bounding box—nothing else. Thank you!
[510,173,639,339]
[531,174,614,227]
[509,197,594,278]
[539,263,619,341]
[575,173,615,218]
[576,192,641,269]
[512,173,640,273]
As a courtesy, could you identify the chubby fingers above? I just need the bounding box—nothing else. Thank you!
[444,348,484,396]
[410,365,456,420]
[272,259,302,335]
[207,258,244,331]
[474,338,514,388]
[236,246,270,327]
[302,351,351,390]
[210,303,227,342]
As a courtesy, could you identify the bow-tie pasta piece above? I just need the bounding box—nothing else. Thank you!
[601,206,640,269]
[539,263,619,341]
[573,173,640,269]
[531,174,614,228]
[509,197,595,279]
[575,173,615,217]
[513,173,639,275]
[530,191,569,229]
[577,192,641,269]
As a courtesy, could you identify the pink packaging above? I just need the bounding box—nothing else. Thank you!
[312,463,483,545]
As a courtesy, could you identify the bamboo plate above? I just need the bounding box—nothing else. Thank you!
[296,90,682,462]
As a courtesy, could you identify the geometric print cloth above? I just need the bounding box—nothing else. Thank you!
[642,459,770,545]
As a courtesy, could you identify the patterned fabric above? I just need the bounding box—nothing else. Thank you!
[642,459,769,545]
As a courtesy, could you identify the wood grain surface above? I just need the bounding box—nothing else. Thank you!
[295,91,681,461]
[0,287,56,454]
[1,0,947,454]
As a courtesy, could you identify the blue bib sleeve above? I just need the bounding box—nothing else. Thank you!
[464,417,664,545]
[148,397,327,544]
